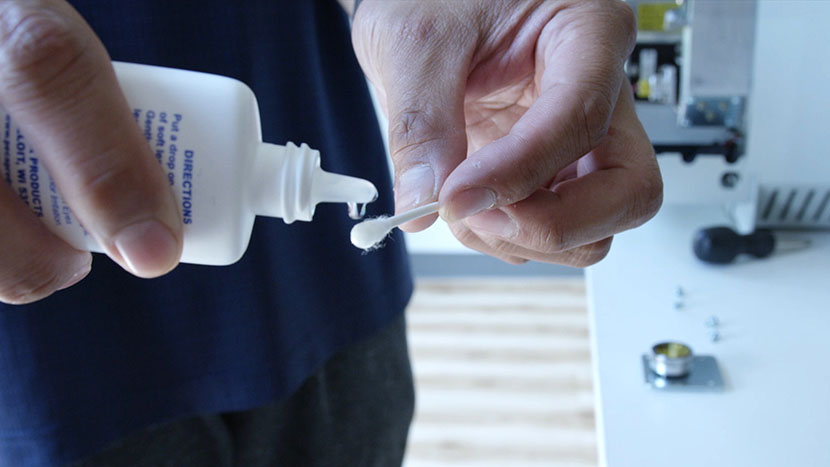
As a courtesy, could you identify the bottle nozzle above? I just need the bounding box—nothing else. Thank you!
[252,142,378,223]
[312,168,378,206]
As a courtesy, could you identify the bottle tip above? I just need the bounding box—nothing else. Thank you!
[312,168,378,206]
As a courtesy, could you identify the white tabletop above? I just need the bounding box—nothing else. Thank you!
[586,204,830,467]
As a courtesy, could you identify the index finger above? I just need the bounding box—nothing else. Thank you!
[439,0,637,221]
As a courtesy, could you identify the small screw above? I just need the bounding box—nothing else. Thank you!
[675,286,685,298]
[721,171,740,189]
[709,330,721,342]
[673,300,684,310]
[705,316,720,327]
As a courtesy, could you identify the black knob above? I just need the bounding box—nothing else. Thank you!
[693,227,775,264]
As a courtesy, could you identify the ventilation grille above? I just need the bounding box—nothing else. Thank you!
[756,185,830,229]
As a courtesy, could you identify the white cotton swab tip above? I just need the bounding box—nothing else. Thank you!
[350,218,394,250]
[350,201,440,250]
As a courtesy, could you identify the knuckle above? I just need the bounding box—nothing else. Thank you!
[0,5,87,84]
[524,200,569,253]
[450,218,530,264]
[404,18,437,44]
[582,0,637,54]
[356,5,449,73]
[372,7,448,62]
[583,237,614,266]
[388,12,440,45]
[75,153,158,220]
[0,262,61,305]
[631,166,664,225]
[615,1,637,52]
[612,1,637,52]
[389,109,424,151]
[78,152,133,193]
[500,134,554,201]
[388,109,445,160]
[449,221,483,250]
[565,237,613,268]
[534,220,569,254]
[450,221,508,258]
[577,84,615,151]
[503,256,528,266]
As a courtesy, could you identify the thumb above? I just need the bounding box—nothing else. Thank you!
[355,9,471,232]
[387,70,467,232]
[0,0,182,277]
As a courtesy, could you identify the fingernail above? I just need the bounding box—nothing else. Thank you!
[114,220,180,277]
[58,255,92,291]
[445,187,497,222]
[465,210,518,238]
[396,164,435,211]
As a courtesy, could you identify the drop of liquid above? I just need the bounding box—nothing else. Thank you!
[347,202,369,220]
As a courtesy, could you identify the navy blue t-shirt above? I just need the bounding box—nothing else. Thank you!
[0,1,412,464]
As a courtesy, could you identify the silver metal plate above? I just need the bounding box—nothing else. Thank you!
[642,355,725,392]
[680,96,745,128]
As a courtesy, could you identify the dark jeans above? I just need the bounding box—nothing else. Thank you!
[74,315,414,467]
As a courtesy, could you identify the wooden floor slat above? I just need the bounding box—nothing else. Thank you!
[403,277,597,467]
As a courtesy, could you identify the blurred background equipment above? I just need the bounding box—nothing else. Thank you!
[589,1,830,466]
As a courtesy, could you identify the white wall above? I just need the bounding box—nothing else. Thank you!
[744,0,830,185]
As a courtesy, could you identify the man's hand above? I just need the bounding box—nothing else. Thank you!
[352,0,662,266]
[0,0,182,304]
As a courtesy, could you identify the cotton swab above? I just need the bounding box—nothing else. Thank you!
[350,202,440,250]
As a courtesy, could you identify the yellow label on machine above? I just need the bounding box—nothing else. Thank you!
[637,3,678,31]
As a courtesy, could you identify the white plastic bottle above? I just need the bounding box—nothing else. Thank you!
[0,62,377,265]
